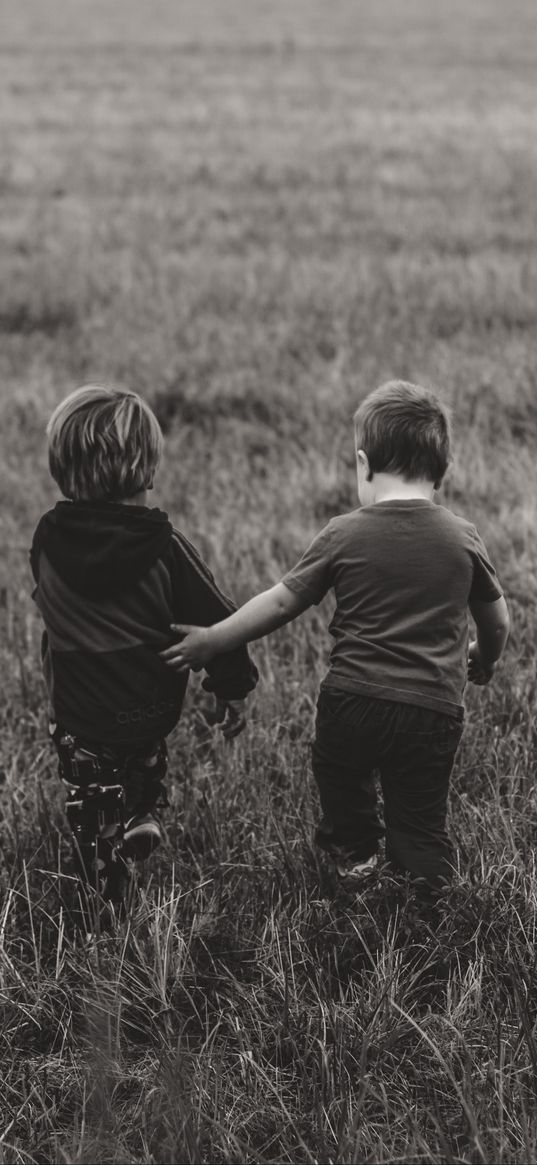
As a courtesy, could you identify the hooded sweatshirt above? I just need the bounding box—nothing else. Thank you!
[30,501,258,746]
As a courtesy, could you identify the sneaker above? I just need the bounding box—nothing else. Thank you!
[335,852,378,880]
[122,813,162,860]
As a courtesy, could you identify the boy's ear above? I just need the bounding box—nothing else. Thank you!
[357,448,373,482]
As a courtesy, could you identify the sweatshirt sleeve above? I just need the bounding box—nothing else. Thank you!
[166,530,258,700]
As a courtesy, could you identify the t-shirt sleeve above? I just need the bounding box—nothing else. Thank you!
[468,527,504,603]
[281,523,333,605]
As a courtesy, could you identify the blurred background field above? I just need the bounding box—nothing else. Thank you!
[2,1,537,1161]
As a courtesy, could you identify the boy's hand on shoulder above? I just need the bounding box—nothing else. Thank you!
[160,624,213,671]
[468,640,495,685]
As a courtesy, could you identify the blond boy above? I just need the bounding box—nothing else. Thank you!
[31,385,257,907]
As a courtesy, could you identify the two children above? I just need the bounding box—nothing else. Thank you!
[32,379,508,907]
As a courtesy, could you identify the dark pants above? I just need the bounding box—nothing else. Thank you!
[312,689,464,886]
[52,728,168,818]
[52,727,168,910]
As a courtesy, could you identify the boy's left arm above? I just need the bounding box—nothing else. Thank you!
[468,595,510,684]
[467,526,509,685]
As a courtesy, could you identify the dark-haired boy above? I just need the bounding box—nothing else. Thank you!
[162,381,509,888]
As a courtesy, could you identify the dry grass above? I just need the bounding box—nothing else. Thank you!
[2,0,537,1160]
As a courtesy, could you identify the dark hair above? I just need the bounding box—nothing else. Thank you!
[353,380,452,488]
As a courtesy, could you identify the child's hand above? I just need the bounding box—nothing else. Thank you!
[212,697,247,740]
[468,640,495,685]
[160,624,214,671]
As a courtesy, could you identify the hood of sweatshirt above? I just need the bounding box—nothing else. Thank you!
[30,500,173,599]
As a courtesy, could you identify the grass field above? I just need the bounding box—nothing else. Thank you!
[2,0,537,1160]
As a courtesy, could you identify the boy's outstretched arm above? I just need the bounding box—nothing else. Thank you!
[161,582,311,671]
[468,595,510,685]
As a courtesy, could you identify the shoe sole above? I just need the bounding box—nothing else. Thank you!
[336,860,377,880]
[122,826,161,860]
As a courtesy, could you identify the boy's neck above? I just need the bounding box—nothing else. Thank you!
[119,489,148,507]
[370,474,435,504]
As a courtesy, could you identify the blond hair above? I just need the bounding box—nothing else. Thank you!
[47,385,163,501]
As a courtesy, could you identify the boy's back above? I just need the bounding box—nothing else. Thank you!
[31,498,257,746]
[282,498,502,716]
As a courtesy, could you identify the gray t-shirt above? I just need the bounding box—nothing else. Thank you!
[281,499,503,717]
